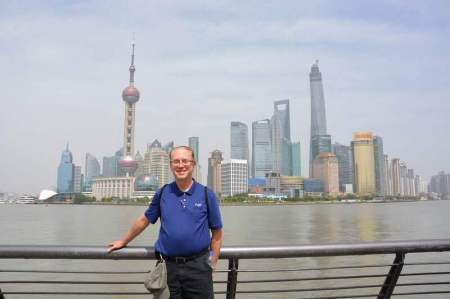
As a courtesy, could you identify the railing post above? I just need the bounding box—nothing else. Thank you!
[378,252,405,299]
[226,257,239,299]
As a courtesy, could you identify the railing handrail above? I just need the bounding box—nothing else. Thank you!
[1,239,450,259]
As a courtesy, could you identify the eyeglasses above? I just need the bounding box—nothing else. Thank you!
[170,159,194,166]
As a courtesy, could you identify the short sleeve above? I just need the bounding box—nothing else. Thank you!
[207,188,223,230]
[144,187,163,224]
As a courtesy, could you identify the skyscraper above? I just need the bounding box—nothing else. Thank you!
[310,134,331,171]
[391,158,401,196]
[373,136,386,196]
[119,44,140,176]
[429,171,450,199]
[145,139,171,188]
[332,143,353,192]
[188,137,201,182]
[251,119,272,179]
[134,151,145,177]
[384,155,393,196]
[57,144,74,193]
[73,165,82,193]
[312,152,339,195]
[351,132,376,195]
[207,150,223,197]
[188,137,199,160]
[230,122,249,162]
[85,153,100,191]
[399,162,408,196]
[221,159,248,197]
[102,148,122,177]
[407,169,416,196]
[309,61,328,177]
[271,99,292,175]
[291,142,301,176]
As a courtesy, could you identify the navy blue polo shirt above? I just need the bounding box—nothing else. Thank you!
[144,181,223,257]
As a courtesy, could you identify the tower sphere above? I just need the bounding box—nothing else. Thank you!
[119,155,139,175]
[122,85,140,104]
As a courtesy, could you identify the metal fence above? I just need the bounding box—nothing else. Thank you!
[1,239,450,298]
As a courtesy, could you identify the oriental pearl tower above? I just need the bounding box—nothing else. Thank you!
[119,44,140,176]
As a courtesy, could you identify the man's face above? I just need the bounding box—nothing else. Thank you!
[170,148,196,181]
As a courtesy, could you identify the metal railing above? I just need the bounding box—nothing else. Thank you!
[1,239,450,298]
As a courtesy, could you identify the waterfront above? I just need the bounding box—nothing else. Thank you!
[1,200,450,298]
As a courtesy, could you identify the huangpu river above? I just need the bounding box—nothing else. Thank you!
[1,200,450,298]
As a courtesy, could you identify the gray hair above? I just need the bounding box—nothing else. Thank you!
[169,146,195,160]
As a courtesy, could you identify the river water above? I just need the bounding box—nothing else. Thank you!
[1,200,450,298]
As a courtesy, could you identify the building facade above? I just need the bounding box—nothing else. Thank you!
[312,152,339,195]
[102,148,122,177]
[188,136,201,182]
[57,144,74,193]
[309,61,328,177]
[310,134,332,175]
[252,119,272,179]
[271,99,292,176]
[351,132,376,195]
[304,178,324,197]
[429,171,450,199]
[84,153,100,192]
[144,139,171,188]
[373,136,386,196]
[391,158,401,196]
[207,150,223,197]
[291,142,301,177]
[230,121,249,161]
[280,176,304,198]
[73,165,82,193]
[384,155,393,196]
[332,143,353,192]
[221,159,248,197]
[264,172,281,196]
[92,177,135,200]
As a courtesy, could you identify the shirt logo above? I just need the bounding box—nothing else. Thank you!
[194,203,202,208]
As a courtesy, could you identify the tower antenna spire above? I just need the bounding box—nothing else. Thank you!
[129,43,135,85]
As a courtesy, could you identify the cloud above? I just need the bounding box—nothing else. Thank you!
[1,1,449,193]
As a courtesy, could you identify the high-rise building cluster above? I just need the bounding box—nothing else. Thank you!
[55,51,435,201]
[56,144,83,194]
[428,171,450,199]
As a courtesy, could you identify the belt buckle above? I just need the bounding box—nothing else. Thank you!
[175,256,187,264]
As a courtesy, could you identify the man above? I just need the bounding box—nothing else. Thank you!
[108,146,223,299]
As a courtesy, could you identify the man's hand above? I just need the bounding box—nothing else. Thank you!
[107,214,150,253]
[108,240,127,252]
[209,254,218,271]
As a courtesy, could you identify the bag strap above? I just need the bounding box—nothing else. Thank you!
[158,184,168,222]
[204,186,211,228]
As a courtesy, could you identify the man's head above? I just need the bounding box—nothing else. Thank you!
[169,146,196,181]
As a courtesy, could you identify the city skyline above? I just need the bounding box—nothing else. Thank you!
[1,1,450,193]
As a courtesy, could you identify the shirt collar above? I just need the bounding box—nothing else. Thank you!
[172,179,197,196]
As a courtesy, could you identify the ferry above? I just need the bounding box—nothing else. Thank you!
[16,195,37,204]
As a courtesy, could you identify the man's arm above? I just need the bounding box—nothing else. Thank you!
[108,214,150,252]
[210,228,223,270]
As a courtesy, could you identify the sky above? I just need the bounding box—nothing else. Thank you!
[1,0,449,194]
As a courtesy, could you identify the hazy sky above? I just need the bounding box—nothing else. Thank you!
[1,1,449,194]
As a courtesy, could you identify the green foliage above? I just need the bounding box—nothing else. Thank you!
[101,197,113,203]
[73,193,95,204]
[136,196,151,204]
